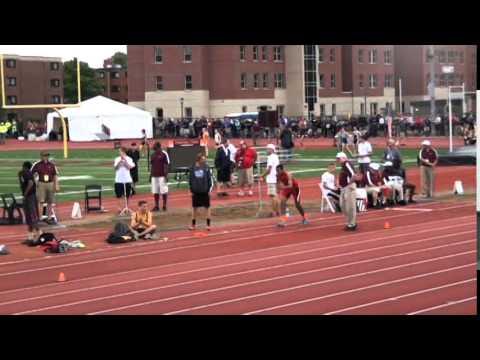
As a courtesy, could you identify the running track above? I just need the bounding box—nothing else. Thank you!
[0,199,476,315]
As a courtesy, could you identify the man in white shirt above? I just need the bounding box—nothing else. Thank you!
[227,140,237,185]
[356,135,373,173]
[262,144,280,217]
[114,147,136,213]
[321,163,340,210]
[378,116,385,136]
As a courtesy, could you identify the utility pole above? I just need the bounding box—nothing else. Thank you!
[429,45,436,121]
[399,77,403,114]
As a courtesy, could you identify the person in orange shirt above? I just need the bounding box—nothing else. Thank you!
[201,128,210,157]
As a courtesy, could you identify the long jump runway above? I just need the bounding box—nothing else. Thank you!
[0,200,476,315]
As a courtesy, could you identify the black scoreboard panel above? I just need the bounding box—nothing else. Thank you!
[167,143,206,172]
[258,110,279,128]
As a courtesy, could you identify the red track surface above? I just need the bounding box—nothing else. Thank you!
[0,199,476,315]
[0,136,467,151]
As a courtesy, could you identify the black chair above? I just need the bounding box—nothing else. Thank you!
[85,185,102,213]
[0,193,24,225]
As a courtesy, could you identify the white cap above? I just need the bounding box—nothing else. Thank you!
[266,144,276,152]
[336,152,348,159]
[421,140,431,146]
[384,161,393,167]
[369,163,380,171]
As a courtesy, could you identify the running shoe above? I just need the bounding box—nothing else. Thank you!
[301,219,309,225]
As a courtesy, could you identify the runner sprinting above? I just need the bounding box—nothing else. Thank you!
[276,164,309,227]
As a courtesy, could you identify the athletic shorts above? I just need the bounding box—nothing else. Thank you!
[130,168,139,184]
[282,186,300,202]
[192,193,210,208]
[217,168,231,183]
[267,183,277,196]
[115,183,132,199]
[151,177,168,195]
[237,168,254,186]
[37,182,55,204]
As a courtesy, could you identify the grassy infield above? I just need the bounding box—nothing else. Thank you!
[0,146,430,204]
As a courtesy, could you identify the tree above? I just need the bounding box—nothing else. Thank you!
[111,52,127,68]
[63,58,104,103]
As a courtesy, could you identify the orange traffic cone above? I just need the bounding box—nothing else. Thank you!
[384,222,391,230]
[57,272,67,282]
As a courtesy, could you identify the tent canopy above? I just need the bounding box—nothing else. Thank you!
[46,96,153,142]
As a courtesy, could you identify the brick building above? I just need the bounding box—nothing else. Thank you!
[1,55,64,124]
[394,45,477,115]
[95,61,128,104]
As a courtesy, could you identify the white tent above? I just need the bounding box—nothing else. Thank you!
[46,96,153,142]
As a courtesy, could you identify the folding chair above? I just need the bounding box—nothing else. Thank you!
[85,185,103,213]
[0,193,24,225]
[318,183,336,214]
[356,188,368,212]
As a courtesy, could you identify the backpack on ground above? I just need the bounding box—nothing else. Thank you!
[25,232,57,247]
[107,222,134,244]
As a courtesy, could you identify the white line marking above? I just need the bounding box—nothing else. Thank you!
[389,208,433,212]
[325,279,476,314]
[407,296,477,315]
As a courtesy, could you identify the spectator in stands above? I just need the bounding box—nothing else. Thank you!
[127,143,140,195]
[130,200,157,240]
[321,163,341,211]
[235,140,257,196]
[364,163,384,208]
[418,140,438,198]
[214,138,231,197]
[382,161,406,205]
[356,135,373,173]
[150,142,170,211]
[383,138,402,170]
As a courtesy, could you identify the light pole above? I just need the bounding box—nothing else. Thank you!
[180,97,184,122]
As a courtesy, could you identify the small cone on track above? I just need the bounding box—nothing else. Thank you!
[57,272,67,282]
[384,222,391,230]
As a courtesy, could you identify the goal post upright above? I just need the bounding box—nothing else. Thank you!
[0,54,82,158]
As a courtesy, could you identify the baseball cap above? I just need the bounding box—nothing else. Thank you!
[336,152,348,159]
[40,151,50,156]
[369,163,380,171]
[266,144,276,152]
[421,140,431,146]
[384,161,393,167]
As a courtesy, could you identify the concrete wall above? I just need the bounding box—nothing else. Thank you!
[285,45,305,117]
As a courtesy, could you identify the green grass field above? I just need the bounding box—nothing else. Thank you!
[0,147,439,203]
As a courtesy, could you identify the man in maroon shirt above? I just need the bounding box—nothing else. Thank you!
[31,151,60,224]
[418,140,438,198]
[150,142,170,211]
[336,152,362,231]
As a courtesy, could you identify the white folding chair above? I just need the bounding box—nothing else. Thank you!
[356,188,368,212]
[319,183,336,214]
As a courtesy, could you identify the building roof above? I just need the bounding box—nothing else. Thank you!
[2,54,62,62]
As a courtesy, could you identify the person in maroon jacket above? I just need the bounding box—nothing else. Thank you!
[336,152,362,231]
[150,142,170,211]
[235,141,257,196]
[418,140,438,198]
[31,151,60,224]
[364,163,384,208]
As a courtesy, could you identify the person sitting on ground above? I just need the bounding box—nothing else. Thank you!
[130,200,157,240]
[364,163,384,208]
[382,161,406,206]
[320,163,341,211]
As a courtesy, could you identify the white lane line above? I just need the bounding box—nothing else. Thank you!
[0,209,472,278]
[407,296,477,315]
[325,279,476,314]
[2,234,473,311]
[390,208,433,212]
[87,251,475,315]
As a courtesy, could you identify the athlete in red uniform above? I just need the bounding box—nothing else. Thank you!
[276,164,309,227]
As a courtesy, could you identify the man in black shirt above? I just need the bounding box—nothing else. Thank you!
[18,161,40,240]
[279,126,294,161]
[189,153,214,231]
[127,143,141,195]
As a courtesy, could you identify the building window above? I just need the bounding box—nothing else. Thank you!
[437,50,446,63]
[368,74,378,88]
[156,108,164,119]
[241,73,247,89]
[384,49,392,65]
[185,74,192,90]
[185,107,193,120]
[318,47,324,63]
[459,51,464,63]
[329,48,336,63]
[253,46,259,61]
[332,104,336,116]
[7,77,16,87]
[154,47,162,63]
[155,76,163,90]
[359,74,364,88]
[274,73,285,88]
[184,46,192,62]
[358,49,364,63]
[50,79,60,88]
[98,71,105,79]
[240,45,246,61]
[330,73,336,88]
[447,50,456,63]
[368,49,377,64]
[273,46,284,62]
[320,104,325,115]
[370,102,378,115]
[242,106,247,113]
[426,48,433,63]
[111,85,120,93]
[253,73,260,89]
[262,73,269,88]
[111,72,120,79]
[384,74,393,88]
[6,59,16,68]
[277,105,285,116]
[262,46,268,61]
[360,103,366,115]
[318,73,325,88]
[7,96,17,105]
[50,62,60,71]
[52,95,61,104]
